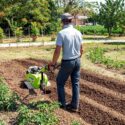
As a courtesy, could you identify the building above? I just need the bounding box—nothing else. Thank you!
[72,15,88,26]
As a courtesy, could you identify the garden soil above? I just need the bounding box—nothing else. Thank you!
[0,58,125,125]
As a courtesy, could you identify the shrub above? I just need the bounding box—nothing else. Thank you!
[112,27,123,34]
[76,25,124,35]
[76,25,107,35]
[0,78,19,111]
[15,27,23,37]
[31,22,40,36]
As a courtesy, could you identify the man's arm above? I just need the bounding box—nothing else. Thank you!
[51,45,61,65]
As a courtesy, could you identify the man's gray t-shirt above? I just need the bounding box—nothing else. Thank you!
[56,24,83,60]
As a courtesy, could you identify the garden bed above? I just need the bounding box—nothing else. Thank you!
[0,59,125,125]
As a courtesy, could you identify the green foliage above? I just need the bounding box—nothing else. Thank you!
[0,0,125,36]
[98,0,125,36]
[76,25,125,35]
[0,78,19,111]
[15,27,23,37]
[117,10,125,34]
[71,120,80,125]
[87,47,105,63]
[0,120,5,125]
[16,105,32,125]
[16,102,59,125]
[31,22,40,36]
[87,47,125,69]
[112,27,123,34]
[0,27,4,39]
[5,18,23,36]
[0,0,54,35]
[76,25,107,35]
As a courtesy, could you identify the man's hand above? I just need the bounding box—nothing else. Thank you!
[48,62,57,73]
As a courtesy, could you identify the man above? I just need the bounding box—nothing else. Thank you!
[50,13,83,111]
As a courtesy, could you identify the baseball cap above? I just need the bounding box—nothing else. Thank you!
[61,13,73,20]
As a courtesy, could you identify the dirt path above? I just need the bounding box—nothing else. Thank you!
[0,59,125,125]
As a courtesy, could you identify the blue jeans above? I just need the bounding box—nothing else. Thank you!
[56,57,80,109]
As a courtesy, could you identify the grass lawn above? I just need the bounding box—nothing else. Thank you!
[0,46,55,61]
[104,50,125,61]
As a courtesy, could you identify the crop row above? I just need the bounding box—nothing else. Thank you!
[87,47,125,69]
[0,78,59,125]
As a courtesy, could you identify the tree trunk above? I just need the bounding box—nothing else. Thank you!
[0,39,3,43]
[31,35,37,42]
[108,27,112,37]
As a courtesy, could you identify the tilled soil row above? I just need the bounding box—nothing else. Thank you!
[80,79,125,115]
[49,69,125,125]
[81,69,125,94]
[50,68,125,116]
[49,82,125,125]
[0,59,48,98]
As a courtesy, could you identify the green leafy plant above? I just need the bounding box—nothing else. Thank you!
[16,102,59,125]
[16,105,32,125]
[87,47,105,63]
[0,78,19,111]
[71,120,80,125]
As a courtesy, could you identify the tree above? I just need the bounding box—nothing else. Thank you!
[98,0,124,36]
[45,0,61,34]
[0,0,51,35]
[117,8,125,35]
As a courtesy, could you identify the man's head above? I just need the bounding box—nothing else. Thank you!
[61,13,73,25]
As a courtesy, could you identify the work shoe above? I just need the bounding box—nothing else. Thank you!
[59,104,66,110]
[66,104,79,112]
